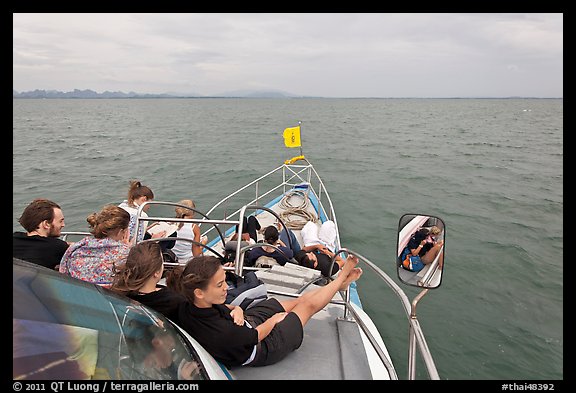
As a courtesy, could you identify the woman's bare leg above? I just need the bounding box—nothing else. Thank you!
[422,241,444,264]
[279,256,362,327]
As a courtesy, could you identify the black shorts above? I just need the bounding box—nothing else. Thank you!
[244,298,303,367]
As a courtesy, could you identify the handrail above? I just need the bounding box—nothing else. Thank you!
[204,165,286,218]
[343,297,399,380]
[341,248,440,380]
[133,201,227,247]
[60,231,92,241]
[140,236,225,261]
[201,163,336,243]
[418,244,444,287]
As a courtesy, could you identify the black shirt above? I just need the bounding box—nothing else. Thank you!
[301,251,339,277]
[13,232,69,269]
[127,287,186,324]
[247,245,294,266]
[407,236,433,257]
[177,302,258,368]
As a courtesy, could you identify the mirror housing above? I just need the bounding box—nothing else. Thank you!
[397,214,445,289]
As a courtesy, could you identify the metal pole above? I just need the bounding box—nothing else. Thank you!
[408,323,417,380]
[408,288,429,379]
[298,120,303,157]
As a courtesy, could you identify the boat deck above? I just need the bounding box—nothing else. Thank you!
[230,291,373,380]
[203,187,385,379]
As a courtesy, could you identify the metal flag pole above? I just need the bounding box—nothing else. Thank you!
[298,120,303,156]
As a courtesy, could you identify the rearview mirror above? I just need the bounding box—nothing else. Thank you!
[397,214,445,289]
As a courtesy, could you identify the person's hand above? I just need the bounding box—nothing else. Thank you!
[273,312,287,325]
[179,360,200,380]
[420,240,427,247]
[122,229,131,244]
[230,306,244,326]
[151,230,167,239]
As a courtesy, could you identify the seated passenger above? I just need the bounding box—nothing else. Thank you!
[401,227,444,272]
[13,198,69,270]
[277,222,301,254]
[111,242,186,323]
[247,225,295,266]
[171,199,207,263]
[59,205,131,286]
[230,216,261,245]
[118,180,173,246]
[168,255,362,368]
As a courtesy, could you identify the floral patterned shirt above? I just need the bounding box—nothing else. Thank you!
[59,236,131,286]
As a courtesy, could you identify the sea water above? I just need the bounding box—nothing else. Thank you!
[12,97,563,380]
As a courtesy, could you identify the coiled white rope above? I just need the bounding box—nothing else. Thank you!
[278,190,317,229]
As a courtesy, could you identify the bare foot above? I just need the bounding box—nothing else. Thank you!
[339,254,359,278]
[339,267,363,290]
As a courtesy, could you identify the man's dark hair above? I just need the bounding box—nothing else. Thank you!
[18,199,61,232]
[294,250,313,269]
[264,225,279,244]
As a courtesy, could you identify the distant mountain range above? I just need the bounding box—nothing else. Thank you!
[12,88,302,99]
[13,89,559,99]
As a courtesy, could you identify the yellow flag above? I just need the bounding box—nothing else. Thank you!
[283,126,301,148]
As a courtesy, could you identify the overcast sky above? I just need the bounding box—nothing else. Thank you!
[13,13,563,98]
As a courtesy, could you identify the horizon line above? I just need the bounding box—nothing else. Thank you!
[12,88,562,100]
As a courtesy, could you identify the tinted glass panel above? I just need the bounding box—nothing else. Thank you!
[13,260,205,380]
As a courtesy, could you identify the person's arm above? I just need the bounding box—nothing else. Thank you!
[317,246,336,258]
[255,312,287,342]
[274,246,294,265]
[306,245,342,264]
[225,304,244,326]
[300,244,325,253]
[192,225,203,257]
[410,240,427,256]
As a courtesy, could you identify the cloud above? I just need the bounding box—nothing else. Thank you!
[13,13,563,97]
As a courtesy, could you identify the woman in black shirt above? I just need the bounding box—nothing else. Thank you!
[168,254,363,368]
[111,242,186,323]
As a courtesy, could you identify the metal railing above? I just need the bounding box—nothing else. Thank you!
[418,244,444,287]
[60,231,92,242]
[112,160,440,380]
[200,161,340,248]
[338,248,440,380]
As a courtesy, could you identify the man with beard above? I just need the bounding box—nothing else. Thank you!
[13,199,69,269]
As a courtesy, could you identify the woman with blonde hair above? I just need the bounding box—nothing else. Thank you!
[171,199,206,263]
[59,205,131,286]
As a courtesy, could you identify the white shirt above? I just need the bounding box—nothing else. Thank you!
[118,200,148,243]
[172,223,197,263]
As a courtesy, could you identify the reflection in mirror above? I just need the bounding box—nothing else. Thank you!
[397,214,445,289]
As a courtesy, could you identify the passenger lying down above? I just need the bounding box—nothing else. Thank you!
[293,220,344,277]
